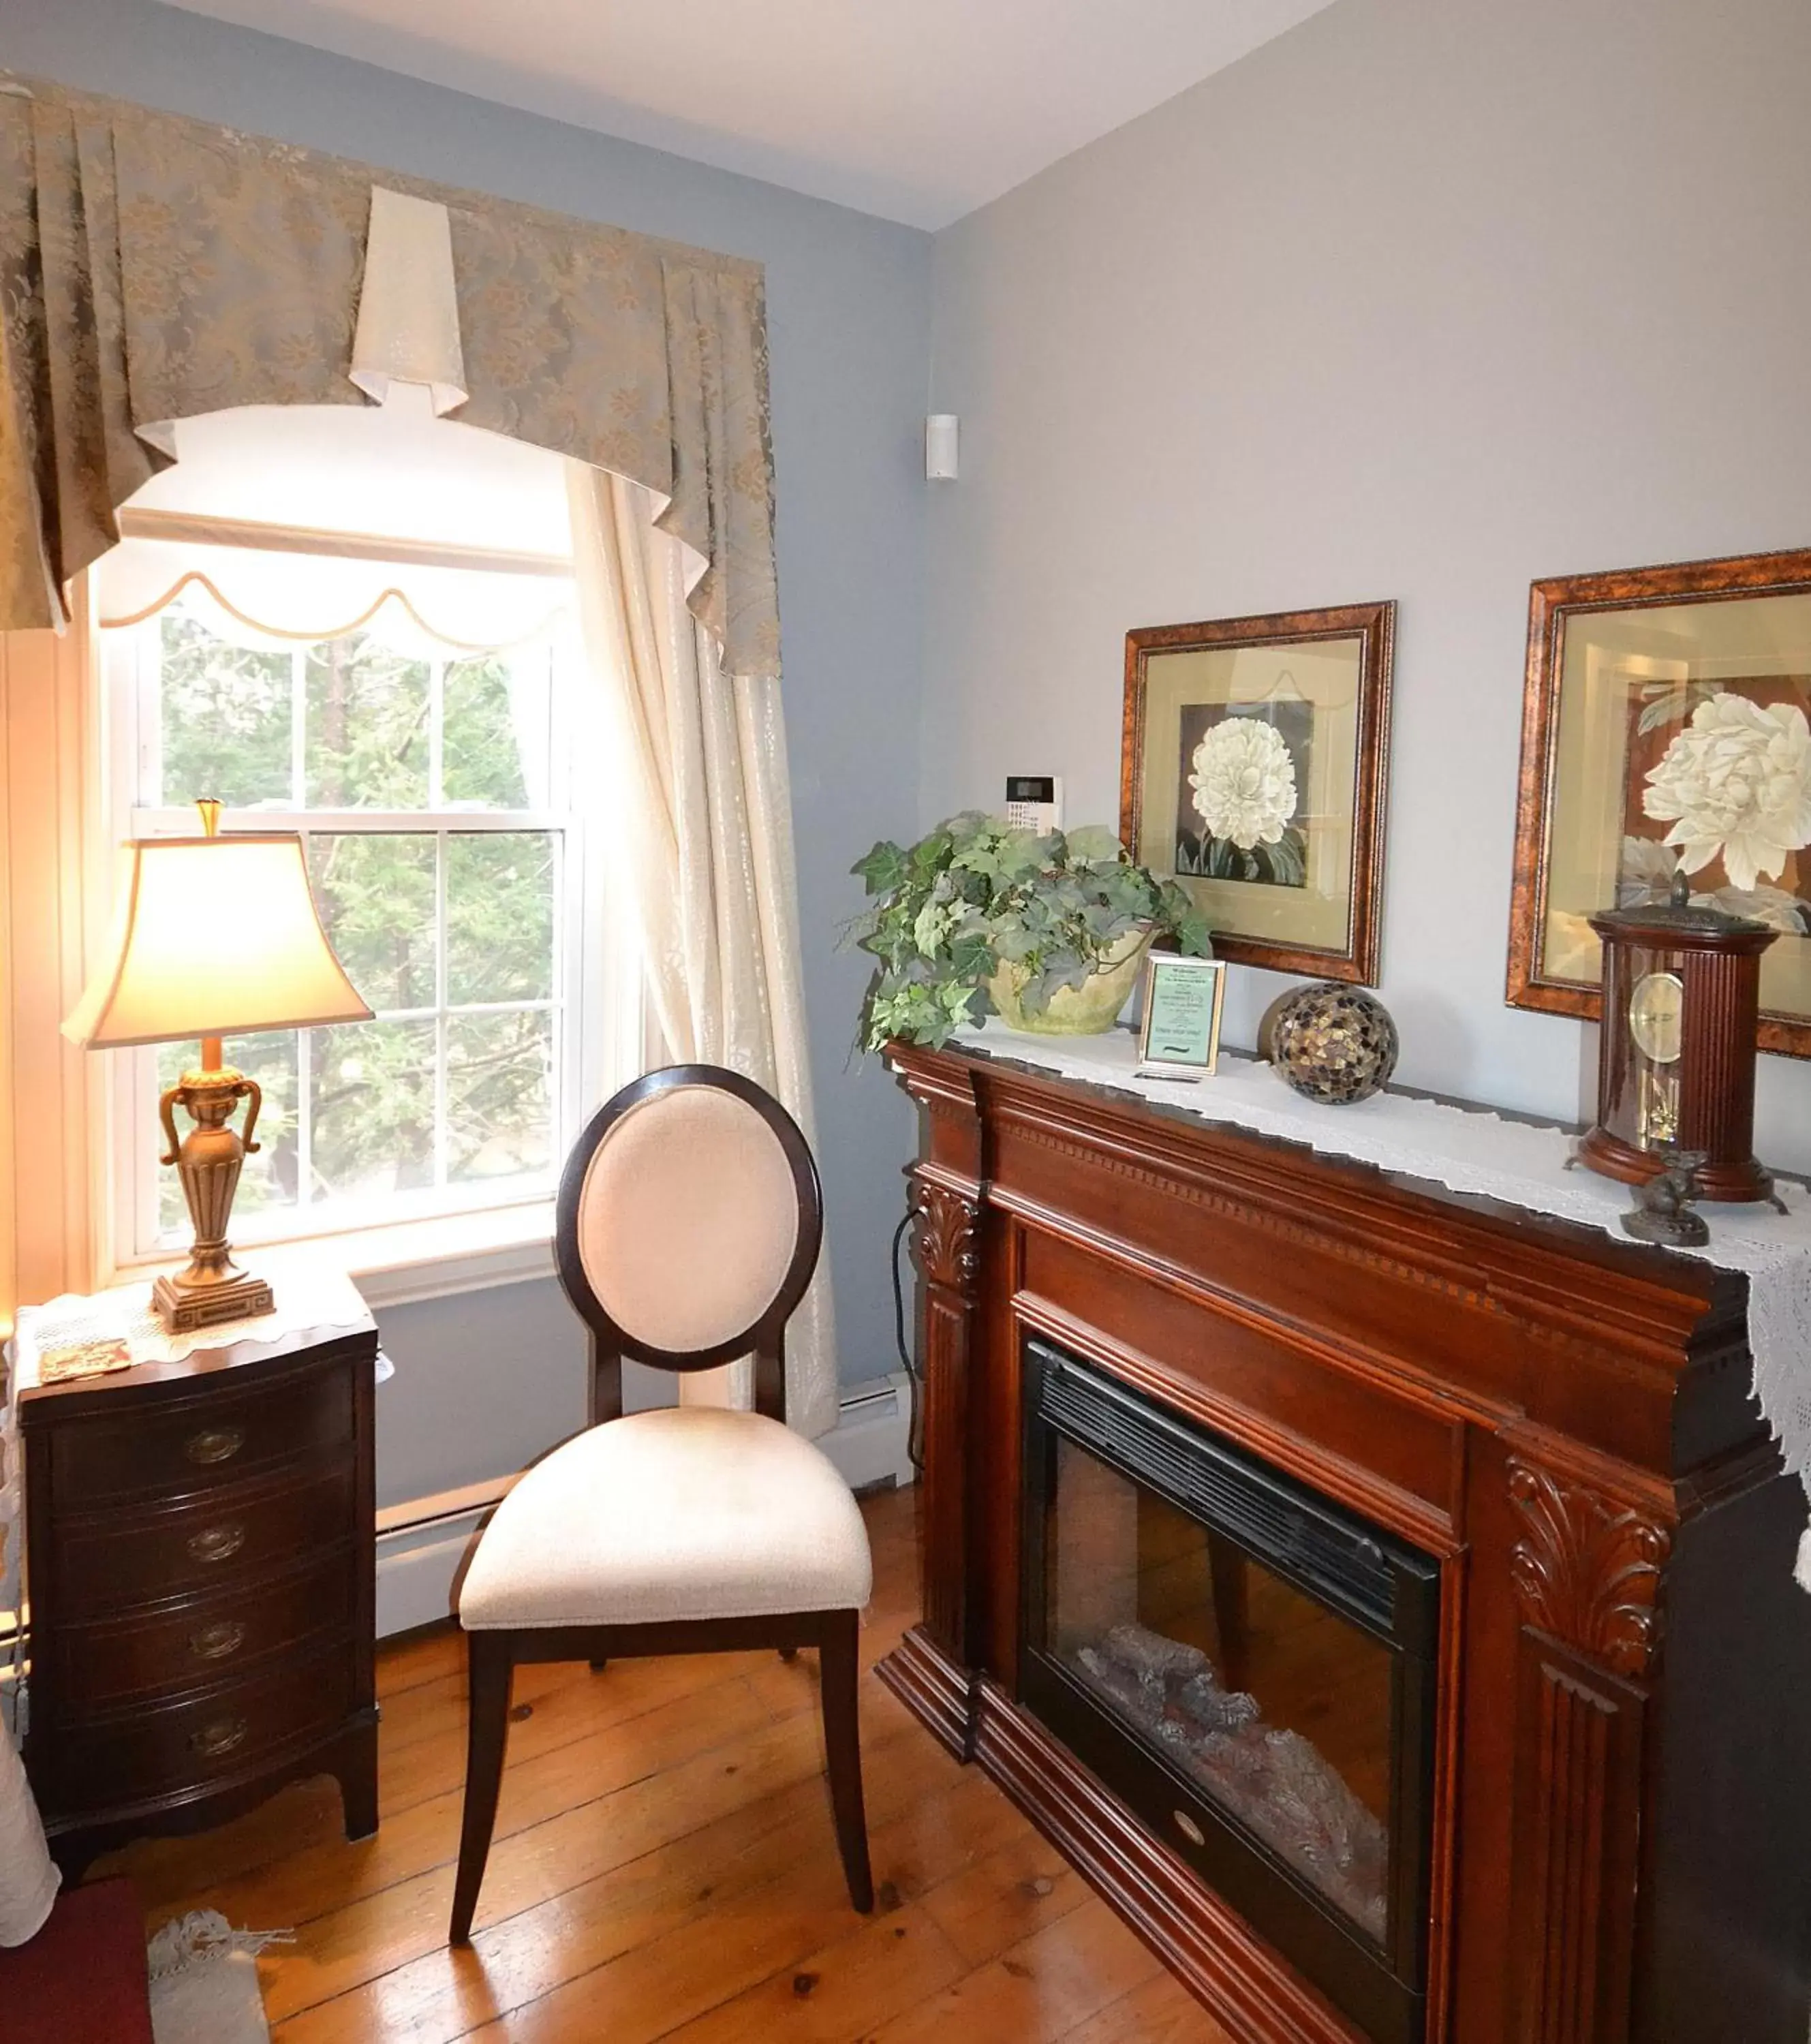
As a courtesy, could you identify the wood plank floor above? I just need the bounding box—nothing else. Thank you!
[96,1485,1234,2043]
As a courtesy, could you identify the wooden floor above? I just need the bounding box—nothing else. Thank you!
[97,1485,1233,2043]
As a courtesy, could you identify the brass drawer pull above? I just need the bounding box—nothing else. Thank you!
[1173,1810,1207,1848]
[185,1523,247,1565]
[191,1714,249,1760]
[189,1620,248,1662]
[184,1426,246,1467]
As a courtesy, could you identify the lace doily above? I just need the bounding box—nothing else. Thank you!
[10,1257,375,1392]
[967,1022,1811,1587]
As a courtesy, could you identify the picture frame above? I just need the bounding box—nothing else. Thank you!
[1136,953,1228,1080]
[1506,546,1811,1059]
[1121,603,1395,985]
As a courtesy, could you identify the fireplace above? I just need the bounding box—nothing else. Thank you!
[884,1046,1811,2043]
[1020,1338,1440,2044]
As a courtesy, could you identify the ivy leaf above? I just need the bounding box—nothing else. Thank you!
[940,980,980,1023]
[948,931,997,980]
[852,841,908,895]
[949,842,1001,882]
[994,830,1046,883]
[1064,823,1122,864]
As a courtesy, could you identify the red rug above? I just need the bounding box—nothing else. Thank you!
[0,1877,154,2043]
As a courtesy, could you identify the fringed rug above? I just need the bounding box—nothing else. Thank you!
[146,1911,291,2044]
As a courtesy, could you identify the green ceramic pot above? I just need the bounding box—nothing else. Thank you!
[987,926,1154,1036]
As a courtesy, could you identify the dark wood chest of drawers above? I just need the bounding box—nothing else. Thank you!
[16,1319,380,1870]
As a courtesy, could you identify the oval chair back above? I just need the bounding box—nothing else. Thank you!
[555,1064,822,1427]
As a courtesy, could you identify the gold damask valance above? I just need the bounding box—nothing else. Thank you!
[0,78,780,678]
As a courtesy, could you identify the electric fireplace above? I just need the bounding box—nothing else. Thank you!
[883,1044,1811,2044]
[1021,1338,1439,2044]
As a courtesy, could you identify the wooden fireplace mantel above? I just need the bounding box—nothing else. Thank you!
[880,1040,1811,2044]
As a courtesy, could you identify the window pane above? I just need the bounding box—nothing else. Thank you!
[446,833,555,1005]
[447,1010,553,1184]
[157,612,292,808]
[309,1019,437,1202]
[308,833,437,1014]
[443,650,551,809]
[155,1033,299,1237]
[305,634,431,808]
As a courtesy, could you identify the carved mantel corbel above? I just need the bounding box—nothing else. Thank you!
[1506,1459,1670,1679]
[908,1171,982,1673]
[911,1175,980,1296]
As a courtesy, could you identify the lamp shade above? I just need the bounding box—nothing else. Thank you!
[63,833,373,1049]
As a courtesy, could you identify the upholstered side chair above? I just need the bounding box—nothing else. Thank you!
[447,1064,874,1945]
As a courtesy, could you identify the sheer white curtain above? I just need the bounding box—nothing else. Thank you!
[566,464,838,1440]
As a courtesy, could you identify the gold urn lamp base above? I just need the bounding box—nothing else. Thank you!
[153,1045,275,1335]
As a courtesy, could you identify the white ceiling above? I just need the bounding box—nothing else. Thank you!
[158,0,1337,228]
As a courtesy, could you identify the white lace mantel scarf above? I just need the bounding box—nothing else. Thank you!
[966,1021,1811,1588]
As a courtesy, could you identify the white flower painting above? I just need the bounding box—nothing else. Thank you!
[1190,717,1298,850]
[1174,707,1308,888]
[1641,693,1811,893]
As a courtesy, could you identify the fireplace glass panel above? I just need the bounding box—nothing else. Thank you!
[1048,1431,1396,1942]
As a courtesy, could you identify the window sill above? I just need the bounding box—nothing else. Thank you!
[106,1201,558,1312]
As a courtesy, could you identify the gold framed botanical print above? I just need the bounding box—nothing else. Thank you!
[1506,546,1811,1058]
[1121,603,1395,985]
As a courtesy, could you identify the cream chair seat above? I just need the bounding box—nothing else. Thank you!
[458,1406,873,1631]
[447,1064,874,1947]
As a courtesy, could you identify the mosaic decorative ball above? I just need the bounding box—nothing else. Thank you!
[1267,982,1399,1106]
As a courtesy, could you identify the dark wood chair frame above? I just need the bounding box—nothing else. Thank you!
[449,1064,873,1945]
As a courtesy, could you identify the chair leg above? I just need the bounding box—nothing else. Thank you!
[449,1630,514,1945]
[818,1609,873,1912]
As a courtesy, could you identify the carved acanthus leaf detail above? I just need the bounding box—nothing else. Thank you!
[913,1180,979,1294]
[1507,1459,1670,1678]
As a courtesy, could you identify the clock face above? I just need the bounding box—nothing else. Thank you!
[1629,970,1684,1064]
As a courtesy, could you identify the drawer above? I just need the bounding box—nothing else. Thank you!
[40,1643,356,1816]
[54,1551,356,1709]
[50,1363,354,1507]
[53,1466,358,1618]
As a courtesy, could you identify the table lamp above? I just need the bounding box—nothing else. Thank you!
[63,800,373,1332]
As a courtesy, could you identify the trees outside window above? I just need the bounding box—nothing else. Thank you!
[110,589,587,1254]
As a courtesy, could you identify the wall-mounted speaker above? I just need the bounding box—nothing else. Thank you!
[925,414,959,481]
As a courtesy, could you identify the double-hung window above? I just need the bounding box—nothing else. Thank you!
[99,548,612,1269]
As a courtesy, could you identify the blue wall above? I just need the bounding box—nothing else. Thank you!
[2,0,931,1502]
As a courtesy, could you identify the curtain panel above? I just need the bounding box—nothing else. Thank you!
[566,467,838,1438]
[0,76,780,680]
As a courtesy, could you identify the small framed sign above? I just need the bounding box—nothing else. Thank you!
[1136,953,1228,1081]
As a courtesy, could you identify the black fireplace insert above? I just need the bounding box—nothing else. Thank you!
[1019,1337,1440,2044]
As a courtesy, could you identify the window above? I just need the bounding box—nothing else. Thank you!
[100,555,613,1266]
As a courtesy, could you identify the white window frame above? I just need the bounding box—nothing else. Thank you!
[91,544,637,1301]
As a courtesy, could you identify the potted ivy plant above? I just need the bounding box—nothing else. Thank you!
[848,812,1213,1051]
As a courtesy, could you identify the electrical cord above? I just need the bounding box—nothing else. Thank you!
[890,1205,925,1472]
